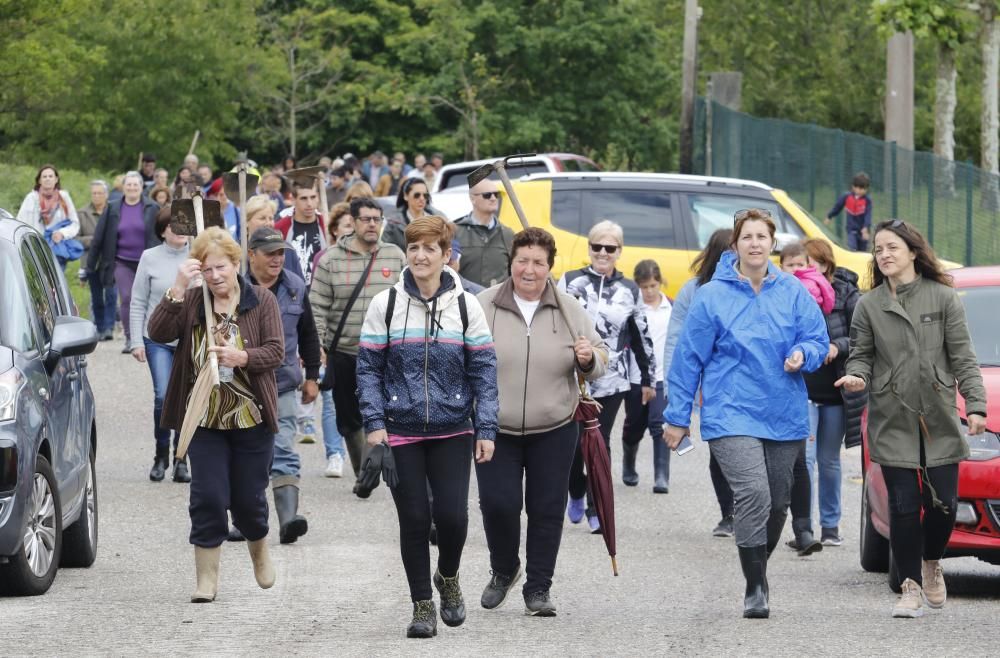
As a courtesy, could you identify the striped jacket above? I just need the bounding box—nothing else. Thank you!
[309,235,406,356]
[355,267,499,440]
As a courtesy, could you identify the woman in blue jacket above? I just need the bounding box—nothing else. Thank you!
[664,209,827,619]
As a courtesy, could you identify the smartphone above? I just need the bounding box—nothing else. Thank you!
[675,435,694,456]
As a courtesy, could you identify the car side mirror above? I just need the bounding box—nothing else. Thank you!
[45,315,99,373]
[772,232,800,254]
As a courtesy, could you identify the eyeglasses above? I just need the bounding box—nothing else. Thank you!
[410,192,429,200]
[355,215,382,224]
[733,208,773,225]
[590,243,619,254]
[474,192,499,200]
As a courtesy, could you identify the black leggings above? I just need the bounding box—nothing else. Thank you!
[882,463,959,586]
[568,392,625,517]
[389,435,473,601]
[710,453,735,518]
[789,444,811,522]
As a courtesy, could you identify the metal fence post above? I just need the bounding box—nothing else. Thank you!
[834,130,845,240]
[965,160,974,265]
[927,163,934,246]
[808,128,815,212]
[890,142,899,218]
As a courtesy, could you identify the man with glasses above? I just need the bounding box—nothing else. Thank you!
[309,198,406,493]
[454,178,515,288]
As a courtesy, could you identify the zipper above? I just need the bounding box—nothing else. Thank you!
[521,320,531,433]
[424,305,431,431]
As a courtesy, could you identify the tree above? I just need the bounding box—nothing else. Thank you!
[981,1,1000,209]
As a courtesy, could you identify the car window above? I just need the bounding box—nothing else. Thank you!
[0,242,38,353]
[20,242,55,346]
[551,189,581,233]
[956,286,1000,366]
[686,193,804,248]
[579,189,681,248]
[560,159,581,172]
[25,235,69,316]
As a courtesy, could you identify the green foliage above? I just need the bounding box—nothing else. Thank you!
[872,0,971,50]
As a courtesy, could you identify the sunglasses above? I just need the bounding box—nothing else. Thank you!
[355,215,382,224]
[733,208,773,225]
[474,192,499,200]
[410,192,429,199]
[590,243,619,254]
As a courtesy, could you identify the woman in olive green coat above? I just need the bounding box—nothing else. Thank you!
[838,219,987,620]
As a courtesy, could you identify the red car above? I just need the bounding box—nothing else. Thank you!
[860,266,1000,590]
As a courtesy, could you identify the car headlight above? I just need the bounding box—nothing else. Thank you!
[964,423,1000,461]
[0,368,24,423]
[955,501,979,525]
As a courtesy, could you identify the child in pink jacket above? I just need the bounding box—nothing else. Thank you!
[780,242,835,314]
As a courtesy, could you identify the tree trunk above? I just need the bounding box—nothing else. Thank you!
[289,47,297,158]
[934,44,957,196]
[982,3,1000,211]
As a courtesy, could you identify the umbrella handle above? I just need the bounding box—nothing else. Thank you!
[611,556,619,577]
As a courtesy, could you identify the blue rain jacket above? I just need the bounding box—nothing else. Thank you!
[664,251,828,441]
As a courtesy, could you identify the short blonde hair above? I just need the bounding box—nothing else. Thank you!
[191,226,241,266]
[588,220,624,247]
[244,194,277,226]
[345,181,374,202]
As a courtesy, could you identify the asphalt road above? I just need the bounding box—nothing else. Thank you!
[2,338,999,657]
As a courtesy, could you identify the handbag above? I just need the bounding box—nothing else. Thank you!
[319,251,378,391]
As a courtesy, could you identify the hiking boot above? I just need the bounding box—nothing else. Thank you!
[172,458,191,483]
[821,527,843,546]
[324,453,344,478]
[298,418,317,444]
[433,569,466,627]
[622,441,639,486]
[149,450,168,482]
[922,560,946,608]
[892,578,924,618]
[406,600,437,638]
[524,590,557,617]
[738,545,769,619]
[481,566,523,610]
[588,514,601,534]
[566,496,585,524]
[712,515,734,538]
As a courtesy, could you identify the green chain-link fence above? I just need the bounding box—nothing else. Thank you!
[693,99,1000,266]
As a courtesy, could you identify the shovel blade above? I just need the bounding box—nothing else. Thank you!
[169,199,197,236]
[222,171,260,201]
[200,200,225,231]
[466,162,496,188]
[285,165,325,188]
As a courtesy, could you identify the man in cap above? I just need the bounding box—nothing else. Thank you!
[247,227,321,544]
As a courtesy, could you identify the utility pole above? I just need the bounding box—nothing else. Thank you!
[679,0,699,173]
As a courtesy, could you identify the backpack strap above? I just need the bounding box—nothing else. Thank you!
[458,292,469,340]
[384,286,397,342]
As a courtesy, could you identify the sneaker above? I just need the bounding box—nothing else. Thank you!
[587,515,601,534]
[892,578,924,618]
[922,560,946,609]
[481,566,522,609]
[712,516,735,538]
[298,419,317,444]
[524,590,557,617]
[324,453,344,478]
[433,569,466,627]
[566,496,585,524]
[821,527,843,546]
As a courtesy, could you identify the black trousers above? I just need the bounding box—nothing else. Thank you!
[187,424,274,547]
[710,452,735,518]
[390,435,473,602]
[882,462,959,585]
[568,392,625,517]
[477,422,579,595]
[789,443,811,522]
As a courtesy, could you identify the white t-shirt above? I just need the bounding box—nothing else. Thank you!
[513,292,541,326]
[629,292,672,385]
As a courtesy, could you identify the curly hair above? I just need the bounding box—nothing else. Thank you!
[510,227,557,270]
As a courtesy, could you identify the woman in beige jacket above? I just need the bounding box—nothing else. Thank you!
[475,227,607,617]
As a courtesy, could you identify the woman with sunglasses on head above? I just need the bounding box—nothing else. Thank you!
[558,220,657,533]
[382,178,441,251]
[837,219,986,619]
[664,209,828,619]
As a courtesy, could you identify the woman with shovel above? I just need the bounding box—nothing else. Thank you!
[147,227,285,603]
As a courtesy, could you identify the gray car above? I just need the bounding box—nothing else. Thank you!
[0,209,100,596]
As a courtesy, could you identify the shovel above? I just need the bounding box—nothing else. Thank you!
[170,192,225,459]
[466,153,537,231]
[286,165,329,225]
[222,158,260,274]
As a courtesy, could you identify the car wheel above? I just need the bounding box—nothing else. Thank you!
[859,482,889,573]
[888,547,903,594]
[0,455,63,596]
[61,446,98,568]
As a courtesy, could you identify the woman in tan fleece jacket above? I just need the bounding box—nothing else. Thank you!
[474,227,607,617]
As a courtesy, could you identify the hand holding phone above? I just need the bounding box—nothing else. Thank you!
[675,435,694,456]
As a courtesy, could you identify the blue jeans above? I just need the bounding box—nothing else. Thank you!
[806,402,845,529]
[272,390,302,482]
[89,273,118,333]
[144,338,176,453]
[320,375,344,459]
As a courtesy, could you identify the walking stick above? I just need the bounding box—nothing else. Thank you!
[192,192,221,388]
[222,156,260,274]
[188,130,200,156]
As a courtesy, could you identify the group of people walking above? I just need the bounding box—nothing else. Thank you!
[14,152,989,630]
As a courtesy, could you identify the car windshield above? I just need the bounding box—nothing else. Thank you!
[0,241,36,353]
[956,286,1000,366]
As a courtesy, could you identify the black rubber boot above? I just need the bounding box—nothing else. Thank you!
[765,508,788,558]
[622,441,639,487]
[149,446,169,482]
[791,517,822,557]
[652,437,669,494]
[738,545,770,619]
[172,458,191,483]
[406,600,437,638]
[274,485,308,544]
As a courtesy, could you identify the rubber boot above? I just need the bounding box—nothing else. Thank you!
[652,438,669,494]
[622,441,639,487]
[791,517,822,557]
[738,545,770,618]
[345,428,366,478]
[247,539,275,589]
[273,484,308,545]
[191,546,221,603]
[149,445,169,482]
[765,508,789,559]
